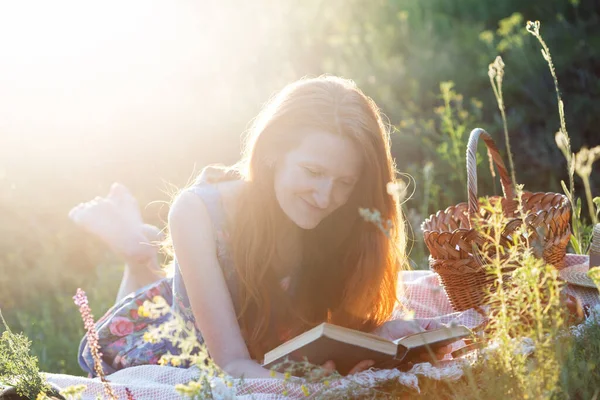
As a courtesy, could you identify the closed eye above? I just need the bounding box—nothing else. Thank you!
[304,166,323,177]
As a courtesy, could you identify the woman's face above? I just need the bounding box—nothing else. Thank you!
[273,129,363,230]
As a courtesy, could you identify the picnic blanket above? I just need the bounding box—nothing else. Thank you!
[45,254,599,399]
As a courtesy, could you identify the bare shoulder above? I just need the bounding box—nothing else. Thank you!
[168,190,215,243]
[213,179,247,222]
[169,190,210,220]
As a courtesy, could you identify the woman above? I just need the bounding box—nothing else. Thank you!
[73,75,450,379]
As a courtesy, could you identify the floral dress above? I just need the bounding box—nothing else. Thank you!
[78,167,247,377]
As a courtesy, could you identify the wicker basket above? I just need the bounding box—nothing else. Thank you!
[421,128,571,312]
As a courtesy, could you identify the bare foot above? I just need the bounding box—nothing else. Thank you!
[69,183,160,264]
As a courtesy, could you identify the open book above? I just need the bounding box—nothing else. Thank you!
[263,322,472,375]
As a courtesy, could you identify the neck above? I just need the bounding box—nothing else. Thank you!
[273,210,303,278]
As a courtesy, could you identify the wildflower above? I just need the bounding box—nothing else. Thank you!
[358,207,380,223]
[479,30,494,46]
[555,131,570,157]
[574,146,600,223]
[73,288,117,400]
[574,146,600,179]
[284,371,291,381]
[386,179,407,203]
[301,384,310,396]
[59,384,87,399]
[525,20,540,35]
[137,305,147,318]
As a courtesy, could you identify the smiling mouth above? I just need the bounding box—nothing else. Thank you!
[300,197,321,212]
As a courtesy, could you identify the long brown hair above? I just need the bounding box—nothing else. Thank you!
[229,76,406,360]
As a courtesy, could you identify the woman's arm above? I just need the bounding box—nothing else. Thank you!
[168,191,274,379]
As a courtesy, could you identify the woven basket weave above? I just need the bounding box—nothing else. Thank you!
[421,128,571,312]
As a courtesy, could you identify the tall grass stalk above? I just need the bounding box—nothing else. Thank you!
[488,56,517,188]
[525,20,599,252]
[574,146,600,225]
[526,21,574,197]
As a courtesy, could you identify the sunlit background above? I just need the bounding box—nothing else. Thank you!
[0,1,291,203]
[0,0,598,374]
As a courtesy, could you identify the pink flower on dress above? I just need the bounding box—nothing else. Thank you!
[107,337,127,350]
[109,317,134,337]
[129,308,139,320]
[147,286,161,300]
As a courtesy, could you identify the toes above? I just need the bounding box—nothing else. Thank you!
[109,182,135,203]
[109,182,125,197]
[69,198,112,226]
[68,203,85,222]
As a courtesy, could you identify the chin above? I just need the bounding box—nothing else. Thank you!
[291,213,323,230]
[291,217,318,230]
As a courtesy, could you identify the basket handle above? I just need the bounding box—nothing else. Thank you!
[467,128,515,224]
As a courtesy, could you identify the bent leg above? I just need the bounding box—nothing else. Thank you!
[69,183,167,302]
[115,224,167,302]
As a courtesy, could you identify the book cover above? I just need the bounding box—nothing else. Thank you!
[263,323,472,375]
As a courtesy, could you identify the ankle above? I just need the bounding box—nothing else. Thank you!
[124,259,164,281]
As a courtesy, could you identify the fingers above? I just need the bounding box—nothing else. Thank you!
[436,344,452,358]
[348,360,375,375]
[320,360,336,373]
[317,359,375,377]
[417,318,446,331]
[383,320,422,340]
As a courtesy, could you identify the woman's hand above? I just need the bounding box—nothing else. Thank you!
[371,319,452,362]
[317,359,375,377]
[371,319,427,341]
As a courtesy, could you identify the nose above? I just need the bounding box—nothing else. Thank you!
[312,180,334,209]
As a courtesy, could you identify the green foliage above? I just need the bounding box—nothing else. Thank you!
[139,296,237,399]
[433,81,482,198]
[557,307,600,399]
[59,384,87,400]
[0,312,51,399]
